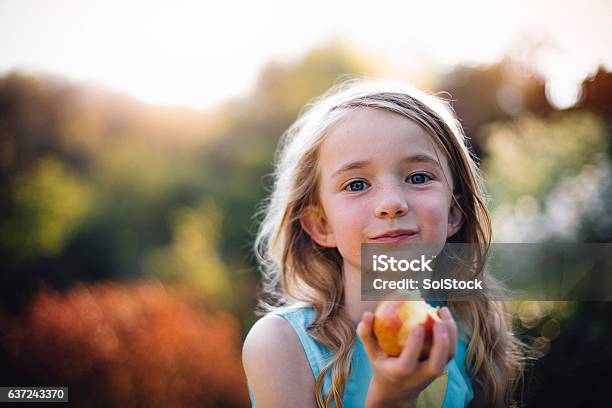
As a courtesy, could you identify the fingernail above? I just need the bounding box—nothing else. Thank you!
[412,326,424,338]
[441,307,452,320]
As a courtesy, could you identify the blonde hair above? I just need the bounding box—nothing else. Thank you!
[254,77,524,407]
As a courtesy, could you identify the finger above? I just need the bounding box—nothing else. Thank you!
[425,321,450,377]
[439,307,457,360]
[357,312,382,361]
[397,325,425,374]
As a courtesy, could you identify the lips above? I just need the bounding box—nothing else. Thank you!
[368,229,419,243]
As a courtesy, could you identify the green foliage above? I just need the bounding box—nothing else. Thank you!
[253,40,374,117]
[143,202,231,304]
[483,111,609,207]
[0,157,93,260]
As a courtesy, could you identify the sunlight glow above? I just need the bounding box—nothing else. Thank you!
[1,0,610,108]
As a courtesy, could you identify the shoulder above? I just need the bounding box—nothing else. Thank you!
[242,313,305,360]
[243,306,314,353]
[242,313,315,407]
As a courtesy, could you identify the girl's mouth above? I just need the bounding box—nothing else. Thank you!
[368,232,419,243]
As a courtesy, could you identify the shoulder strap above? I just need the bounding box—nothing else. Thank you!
[273,307,333,381]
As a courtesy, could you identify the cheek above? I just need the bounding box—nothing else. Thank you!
[412,194,451,230]
[333,199,369,228]
[328,199,370,245]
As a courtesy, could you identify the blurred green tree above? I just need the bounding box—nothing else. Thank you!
[483,111,608,207]
[0,156,93,260]
[143,201,231,306]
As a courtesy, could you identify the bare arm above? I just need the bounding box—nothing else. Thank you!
[242,314,316,408]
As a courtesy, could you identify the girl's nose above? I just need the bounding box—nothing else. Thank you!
[374,189,409,218]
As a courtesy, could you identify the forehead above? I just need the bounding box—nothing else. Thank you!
[318,107,451,176]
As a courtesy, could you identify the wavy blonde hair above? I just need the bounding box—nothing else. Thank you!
[254,78,525,407]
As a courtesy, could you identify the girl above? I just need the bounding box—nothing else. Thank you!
[242,78,524,407]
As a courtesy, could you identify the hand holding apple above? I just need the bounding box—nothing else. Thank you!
[357,302,458,407]
[373,300,441,359]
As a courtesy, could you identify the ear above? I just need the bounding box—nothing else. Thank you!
[299,205,337,248]
[446,198,465,239]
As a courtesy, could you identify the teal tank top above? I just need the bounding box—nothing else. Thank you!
[248,306,474,407]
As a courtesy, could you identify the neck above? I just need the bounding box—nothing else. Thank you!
[342,260,378,326]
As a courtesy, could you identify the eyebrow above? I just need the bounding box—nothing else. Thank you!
[331,154,442,179]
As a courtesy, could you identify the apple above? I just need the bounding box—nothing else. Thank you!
[373,300,441,359]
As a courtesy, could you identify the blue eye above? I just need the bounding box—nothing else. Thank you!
[345,180,368,192]
[407,173,431,184]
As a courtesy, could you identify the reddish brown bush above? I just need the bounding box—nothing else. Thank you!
[2,281,249,407]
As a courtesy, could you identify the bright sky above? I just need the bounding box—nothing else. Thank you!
[1,0,611,109]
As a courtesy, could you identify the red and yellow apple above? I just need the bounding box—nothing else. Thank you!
[373,300,441,359]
